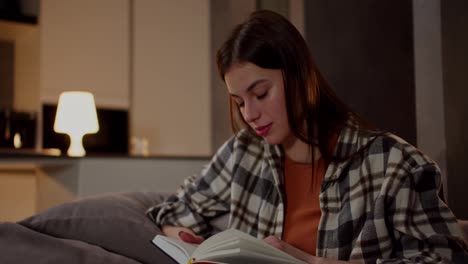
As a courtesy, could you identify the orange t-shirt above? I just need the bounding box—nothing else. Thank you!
[282,154,327,255]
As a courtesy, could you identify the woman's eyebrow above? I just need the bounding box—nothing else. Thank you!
[229,79,268,97]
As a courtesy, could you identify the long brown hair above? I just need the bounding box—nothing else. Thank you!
[216,10,366,162]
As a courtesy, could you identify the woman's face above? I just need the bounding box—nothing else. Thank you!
[225,62,293,145]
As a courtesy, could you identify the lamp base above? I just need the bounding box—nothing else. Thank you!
[67,134,86,157]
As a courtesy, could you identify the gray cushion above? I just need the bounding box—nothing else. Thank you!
[19,192,171,264]
[0,222,140,264]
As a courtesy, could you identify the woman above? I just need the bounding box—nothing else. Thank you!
[148,10,467,263]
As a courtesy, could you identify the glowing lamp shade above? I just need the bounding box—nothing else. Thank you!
[54,91,99,157]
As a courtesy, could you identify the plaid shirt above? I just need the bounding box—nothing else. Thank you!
[148,120,468,263]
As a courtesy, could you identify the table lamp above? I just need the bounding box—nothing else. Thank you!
[53,91,99,157]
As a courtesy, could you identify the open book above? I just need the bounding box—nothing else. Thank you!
[152,228,307,264]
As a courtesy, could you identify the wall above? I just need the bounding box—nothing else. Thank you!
[14,22,39,112]
[39,0,130,109]
[14,0,306,156]
[289,0,304,36]
[304,0,468,219]
[305,0,416,145]
[38,0,214,156]
[412,0,448,199]
[441,0,468,219]
[0,20,39,112]
[132,0,212,156]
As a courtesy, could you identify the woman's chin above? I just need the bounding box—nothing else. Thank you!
[262,135,282,145]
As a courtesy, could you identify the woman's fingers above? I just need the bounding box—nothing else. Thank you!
[178,231,205,244]
[161,225,204,244]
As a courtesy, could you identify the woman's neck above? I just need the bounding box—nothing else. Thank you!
[282,135,320,164]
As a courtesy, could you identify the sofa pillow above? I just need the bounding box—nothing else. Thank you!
[19,191,172,264]
[0,222,140,264]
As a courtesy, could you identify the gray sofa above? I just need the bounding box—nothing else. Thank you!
[0,191,466,263]
[0,192,228,264]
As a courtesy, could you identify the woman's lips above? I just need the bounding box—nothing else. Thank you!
[255,123,272,137]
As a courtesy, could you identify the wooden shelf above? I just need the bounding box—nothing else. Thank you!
[0,19,37,41]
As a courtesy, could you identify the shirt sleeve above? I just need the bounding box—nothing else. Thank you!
[377,146,468,263]
[146,134,238,237]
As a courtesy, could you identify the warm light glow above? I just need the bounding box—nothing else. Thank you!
[13,132,22,149]
[54,91,99,157]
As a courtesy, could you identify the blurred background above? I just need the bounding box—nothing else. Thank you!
[0,0,467,218]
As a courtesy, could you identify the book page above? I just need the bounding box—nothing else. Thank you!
[152,235,198,264]
[192,229,306,264]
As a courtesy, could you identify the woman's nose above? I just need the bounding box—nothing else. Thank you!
[242,101,260,123]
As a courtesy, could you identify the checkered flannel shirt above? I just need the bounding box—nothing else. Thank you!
[148,120,468,263]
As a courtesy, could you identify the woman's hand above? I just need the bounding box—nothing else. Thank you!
[263,236,351,264]
[161,225,205,244]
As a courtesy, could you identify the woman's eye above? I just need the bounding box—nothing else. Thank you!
[257,92,268,100]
